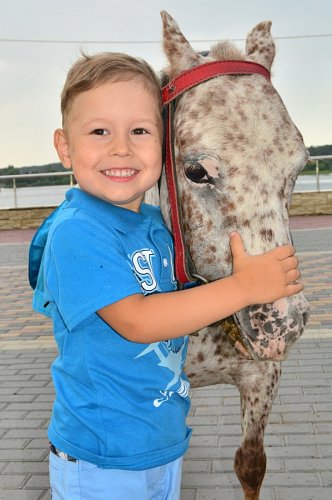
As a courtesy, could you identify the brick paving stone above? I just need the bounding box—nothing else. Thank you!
[182,472,240,488]
[25,475,50,489]
[286,434,332,446]
[190,435,219,447]
[275,488,332,500]
[263,471,321,487]
[285,457,332,471]
[0,438,29,449]
[265,444,317,458]
[0,450,47,461]
[7,403,52,411]
[26,439,49,450]
[4,430,48,440]
[40,492,51,500]
[320,470,332,486]
[0,220,331,499]
[0,491,44,500]
[183,460,212,473]
[179,490,196,500]
[3,462,49,474]
[195,488,276,500]
[0,475,27,489]
[0,419,47,430]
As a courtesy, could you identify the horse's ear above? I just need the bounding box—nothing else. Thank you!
[245,21,275,71]
[161,11,200,77]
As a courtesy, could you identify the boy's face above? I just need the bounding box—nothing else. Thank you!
[54,79,162,212]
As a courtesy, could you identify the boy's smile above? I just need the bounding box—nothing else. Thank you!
[102,168,138,180]
[54,79,162,212]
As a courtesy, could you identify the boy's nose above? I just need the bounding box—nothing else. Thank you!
[108,133,132,157]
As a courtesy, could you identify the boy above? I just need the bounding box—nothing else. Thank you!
[37,52,302,500]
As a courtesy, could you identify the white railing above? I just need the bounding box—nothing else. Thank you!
[0,171,74,208]
[0,156,331,208]
[306,155,332,191]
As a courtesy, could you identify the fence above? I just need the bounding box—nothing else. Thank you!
[0,171,75,209]
[0,156,331,209]
[306,155,332,191]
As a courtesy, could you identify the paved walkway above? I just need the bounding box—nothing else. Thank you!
[0,217,331,499]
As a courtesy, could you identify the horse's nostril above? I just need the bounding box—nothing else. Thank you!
[302,310,309,326]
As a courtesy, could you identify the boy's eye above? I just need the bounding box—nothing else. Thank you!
[92,129,108,136]
[132,128,148,135]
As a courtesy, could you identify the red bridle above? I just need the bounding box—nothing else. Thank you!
[161,60,271,285]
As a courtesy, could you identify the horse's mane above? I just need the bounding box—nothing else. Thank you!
[209,40,244,61]
[160,40,244,86]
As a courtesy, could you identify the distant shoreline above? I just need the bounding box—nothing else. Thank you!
[0,176,332,210]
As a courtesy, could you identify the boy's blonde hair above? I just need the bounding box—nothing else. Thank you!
[61,52,162,133]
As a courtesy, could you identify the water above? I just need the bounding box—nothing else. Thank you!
[0,175,331,209]
[0,184,70,209]
[294,174,332,192]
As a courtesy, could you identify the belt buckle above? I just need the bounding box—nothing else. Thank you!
[50,443,77,462]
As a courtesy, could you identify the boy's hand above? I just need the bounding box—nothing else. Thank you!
[230,231,304,305]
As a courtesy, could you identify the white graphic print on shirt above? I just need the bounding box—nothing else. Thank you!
[130,246,188,406]
[135,339,189,407]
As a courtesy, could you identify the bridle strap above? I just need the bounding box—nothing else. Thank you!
[162,60,270,105]
[164,102,197,284]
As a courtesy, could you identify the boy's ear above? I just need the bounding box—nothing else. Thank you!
[54,129,72,169]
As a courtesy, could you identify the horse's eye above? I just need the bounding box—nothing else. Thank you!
[185,163,212,184]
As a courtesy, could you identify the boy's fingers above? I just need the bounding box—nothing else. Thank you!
[286,268,301,283]
[273,244,296,259]
[285,281,304,296]
[229,232,247,258]
[282,256,299,272]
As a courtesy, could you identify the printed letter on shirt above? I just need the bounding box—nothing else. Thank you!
[131,249,157,293]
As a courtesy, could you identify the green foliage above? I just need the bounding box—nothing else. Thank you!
[308,144,332,156]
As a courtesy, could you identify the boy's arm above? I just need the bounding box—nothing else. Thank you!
[97,232,303,343]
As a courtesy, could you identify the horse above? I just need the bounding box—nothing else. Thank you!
[154,11,310,500]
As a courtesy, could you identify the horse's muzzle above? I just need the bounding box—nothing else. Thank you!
[234,293,310,361]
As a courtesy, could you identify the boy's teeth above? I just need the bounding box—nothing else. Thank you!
[104,169,136,177]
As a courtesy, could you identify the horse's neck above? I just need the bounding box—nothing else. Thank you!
[144,183,160,206]
[144,175,172,231]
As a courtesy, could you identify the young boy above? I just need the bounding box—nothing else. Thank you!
[36,52,302,500]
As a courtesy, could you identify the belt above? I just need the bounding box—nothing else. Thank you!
[50,443,77,462]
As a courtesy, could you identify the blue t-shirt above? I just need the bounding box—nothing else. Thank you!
[39,188,191,470]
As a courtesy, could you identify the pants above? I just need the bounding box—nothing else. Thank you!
[49,451,183,500]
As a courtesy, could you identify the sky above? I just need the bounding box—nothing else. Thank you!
[1,0,331,169]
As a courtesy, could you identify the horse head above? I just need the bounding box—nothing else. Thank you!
[160,11,309,361]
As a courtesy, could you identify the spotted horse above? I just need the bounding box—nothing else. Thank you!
[156,11,310,500]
